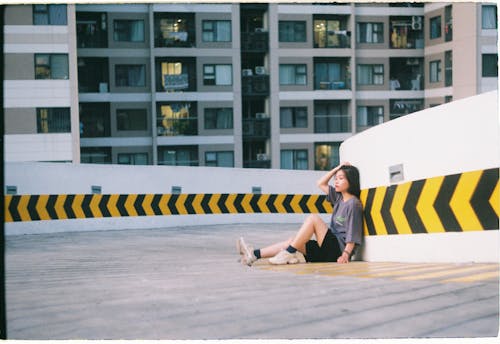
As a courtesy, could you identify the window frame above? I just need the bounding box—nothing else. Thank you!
[116,108,148,131]
[205,151,234,167]
[281,149,308,170]
[36,107,71,133]
[429,60,442,83]
[203,64,233,86]
[356,106,384,127]
[430,16,442,39]
[113,19,145,42]
[356,22,384,44]
[356,64,384,85]
[204,107,233,130]
[279,20,307,42]
[35,53,69,80]
[115,64,146,87]
[482,54,498,77]
[279,64,307,85]
[482,5,498,29]
[280,107,308,128]
[202,20,232,42]
[33,4,67,25]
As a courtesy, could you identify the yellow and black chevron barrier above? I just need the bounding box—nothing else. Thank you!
[5,168,499,235]
[361,168,499,235]
[4,193,333,222]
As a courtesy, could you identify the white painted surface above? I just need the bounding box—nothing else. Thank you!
[5,134,73,162]
[5,162,330,235]
[4,80,71,108]
[340,91,499,263]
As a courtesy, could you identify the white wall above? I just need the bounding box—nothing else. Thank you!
[5,134,73,162]
[5,163,329,235]
[340,91,499,263]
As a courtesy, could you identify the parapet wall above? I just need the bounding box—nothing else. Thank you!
[341,90,499,263]
[5,163,331,234]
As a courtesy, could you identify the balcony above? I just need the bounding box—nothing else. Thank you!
[244,157,271,169]
[154,13,195,48]
[242,75,269,96]
[390,58,424,90]
[314,114,351,133]
[157,117,197,136]
[76,12,107,48]
[241,31,269,52]
[390,99,424,120]
[242,117,270,141]
[390,17,424,49]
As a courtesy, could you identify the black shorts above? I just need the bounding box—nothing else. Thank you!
[305,229,342,263]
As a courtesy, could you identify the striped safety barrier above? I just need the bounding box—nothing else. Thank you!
[5,168,499,236]
[361,168,499,235]
[4,193,333,222]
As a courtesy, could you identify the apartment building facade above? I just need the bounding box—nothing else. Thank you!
[3,3,498,170]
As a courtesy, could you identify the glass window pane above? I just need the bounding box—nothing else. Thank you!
[50,54,69,79]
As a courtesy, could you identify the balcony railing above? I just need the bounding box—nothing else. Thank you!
[316,79,350,90]
[241,31,269,52]
[242,118,270,140]
[314,114,351,133]
[157,118,197,136]
[242,75,269,95]
[314,31,351,48]
[244,158,271,169]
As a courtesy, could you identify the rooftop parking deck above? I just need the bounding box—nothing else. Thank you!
[5,224,499,339]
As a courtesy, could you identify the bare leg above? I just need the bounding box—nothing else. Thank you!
[259,214,328,258]
[290,214,328,254]
[260,237,294,258]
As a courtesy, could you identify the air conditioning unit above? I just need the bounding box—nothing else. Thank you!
[242,69,253,76]
[256,112,268,119]
[255,66,266,75]
[411,16,422,30]
[257,153,269,161]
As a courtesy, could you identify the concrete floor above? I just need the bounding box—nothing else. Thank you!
[4,223,499,339]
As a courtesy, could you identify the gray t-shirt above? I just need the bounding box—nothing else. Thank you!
[327,186,363,251]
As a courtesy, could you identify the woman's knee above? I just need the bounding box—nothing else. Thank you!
[305,214,322,224]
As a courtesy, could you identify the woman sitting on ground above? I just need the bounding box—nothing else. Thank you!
[237,162,363,265]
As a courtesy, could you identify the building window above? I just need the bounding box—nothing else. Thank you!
[445,51,453,86]
[314,101,350,133]
[33,4,67,25]
[113,20,145,42]
[37,108,70,133]
[205,108,233,129]
[155,14,195,47]
[80,103,111,138]
[279,64,307,85]
[482,54,498,77]
[430,16,441,39]
[315,60,349,89]
[203,65,232,86]
[157,102,197,136]
[81,147,112,164]
[356,22,383,43]
[118,153,148,165]
[281,150,308,170]
[116,109,147,131]
[158,59,195,92]
[430,60,442,83]
[115,65,146,87]
[77,12,108,48]
[444,5,453,42]
[35,54,69,80]
[313,17,349,48]
[158,146,198,166]
[482,5,498,29]
[357,64,384,85]
[280,107,307,128]
[357,106,384,127]
[205,151,234,167]
[315,143,340,171]
[279,21,306,42]
[202,20,231,42]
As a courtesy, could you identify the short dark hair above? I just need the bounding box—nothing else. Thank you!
[339,165,361,198]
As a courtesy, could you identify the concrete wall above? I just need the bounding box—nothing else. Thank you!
[5,163,329,235]
[340,90,499,263]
